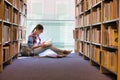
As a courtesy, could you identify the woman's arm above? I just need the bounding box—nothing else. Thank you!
[28,35,47,49]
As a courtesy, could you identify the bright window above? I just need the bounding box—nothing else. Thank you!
[27,0,75,49]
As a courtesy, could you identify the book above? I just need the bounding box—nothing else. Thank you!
[44,39,52,46]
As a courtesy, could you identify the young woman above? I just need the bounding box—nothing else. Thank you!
[27,24,72,57]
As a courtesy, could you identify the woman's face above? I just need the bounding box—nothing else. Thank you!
[35,29,43,35]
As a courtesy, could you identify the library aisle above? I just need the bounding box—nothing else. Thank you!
[0,53,116,80]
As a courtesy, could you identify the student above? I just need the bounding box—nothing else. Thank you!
[27,24,72,57]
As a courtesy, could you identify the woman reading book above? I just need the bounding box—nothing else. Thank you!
[27,24,72,57]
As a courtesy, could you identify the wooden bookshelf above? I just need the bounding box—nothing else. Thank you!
[0,0,27,72]
[118,0,120,79]
[74,0,119,79]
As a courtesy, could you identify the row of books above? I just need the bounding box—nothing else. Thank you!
[75,0,102,13]
[13,0,18,8]
[76,7,101,27]
[103,0,119,21]
[91,45,101,64]
[75,6,80,17]
[20,0,27,15]
[3,46,10,62]
[92,7,101,24]
[92,27,101,43]
[18,28,26,43]
[76,0,119,25]
[84,12,91,26]
[101,49,117,73]
[3,25,10,43]
[13,43,18,56]
[18,29,22,40]
[92,0,101,6]
[73,29,84,40]
[75,0,80,5]
[74,24,117,47]
[19,14,27,26]
[75,15,84,27]
[102,24,118,47]
[9,42,18,57]
[75,40,117,73]
[13,9,18,24]
[22,30,26,41]
[84,0,92,11]
[83,43,90,57]
[73,29,90,41]
[13,27,18,41]
[2,25,27,43]
[4,2,11,22]
[74,40,80,52]
[0,24,2,43]
[4,1,27,24]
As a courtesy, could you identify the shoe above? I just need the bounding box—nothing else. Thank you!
[63,50,72,55]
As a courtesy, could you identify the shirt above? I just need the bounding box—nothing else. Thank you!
[27,33,41,47]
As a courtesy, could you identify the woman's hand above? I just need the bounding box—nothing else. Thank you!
[40,42,47,47]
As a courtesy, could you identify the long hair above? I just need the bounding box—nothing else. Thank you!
[32,24,44,33]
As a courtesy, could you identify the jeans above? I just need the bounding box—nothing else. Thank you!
[33,43,64,55]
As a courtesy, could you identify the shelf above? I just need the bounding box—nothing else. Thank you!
[0,0,27,72]
[79,12,84,16]
[3,20,12,25]
[74,0,119,79]
[84,25,91,28]
[103,19,119,24]
[92,22,101,26]
[79,51,84,54]
[79,0,83,3]
[101,65,117,75]
[91,59,100,65]
[13,40,19,42]
[91,42,101,46]
[102,45,118,50]
[84,41,91,44]
[79,26,85,29]
[13,23,19,26]
[83,55,90,60]
[4,0,12,6]
[92,1,102,9]
[84,8,91,13]
[3,42,11,46]
[0,19,2,22]
[3,57,12,64]
[24,2,27,6]
[13,6,19,11]
[76,3,79,7]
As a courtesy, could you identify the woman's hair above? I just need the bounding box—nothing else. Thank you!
[32,24,44,33]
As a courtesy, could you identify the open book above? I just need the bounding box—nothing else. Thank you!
[44,39,52,46]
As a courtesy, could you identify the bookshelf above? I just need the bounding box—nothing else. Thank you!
[74,0,119,79]
[0,0,27,72]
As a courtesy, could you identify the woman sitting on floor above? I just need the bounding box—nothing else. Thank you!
[27,24,72,58]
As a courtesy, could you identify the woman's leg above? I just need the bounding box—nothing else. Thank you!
[48,45,64,54]
[48,45,72,55]
[33,43,71,56]
[33,47,49,55]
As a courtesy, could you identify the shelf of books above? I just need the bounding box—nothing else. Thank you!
[0,0,27,72]
[74,0,119,79]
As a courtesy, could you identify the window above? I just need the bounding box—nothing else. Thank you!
[27,0,75,49]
